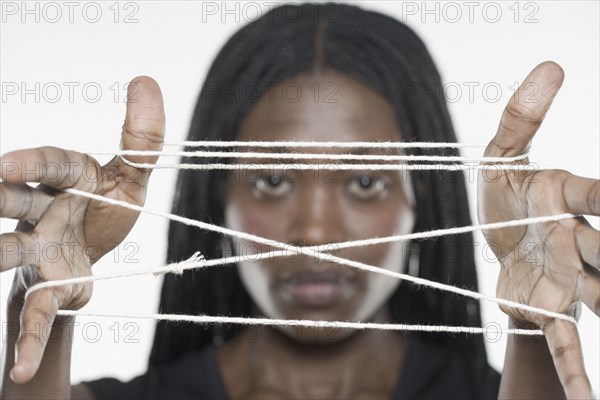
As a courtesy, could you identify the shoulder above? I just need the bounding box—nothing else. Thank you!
[82,346,228,400]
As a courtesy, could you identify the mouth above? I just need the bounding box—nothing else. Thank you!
[277,271,357,309]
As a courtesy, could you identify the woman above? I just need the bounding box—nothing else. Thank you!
[1,3,598,399]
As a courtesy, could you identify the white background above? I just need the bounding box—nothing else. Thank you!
[1,0,599,395]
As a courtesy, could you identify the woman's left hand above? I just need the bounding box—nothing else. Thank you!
[478,61,599,399]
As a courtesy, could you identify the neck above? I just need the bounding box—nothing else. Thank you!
[218,307,408,399]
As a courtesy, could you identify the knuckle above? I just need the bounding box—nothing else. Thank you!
[552,343,576,359]
[505,103,543,126]
[564,373,589,388]
[586,181,600,216]
[29,305,54,325]
[123,117,165,146]
[51,286,68,303]
[35,147,50,166]
[553,168,571,181]
[556,169,572,194]
[72,154,97,191]
[68,292,92,310]
[16,187,33,220]
[56,148,71,186]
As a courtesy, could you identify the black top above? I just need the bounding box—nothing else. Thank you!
[85,336,500,399]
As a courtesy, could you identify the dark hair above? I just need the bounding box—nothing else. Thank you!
[150,2,487,377]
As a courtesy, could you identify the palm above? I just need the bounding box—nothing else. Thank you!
[480,169,591,325]
[14,156,144,307]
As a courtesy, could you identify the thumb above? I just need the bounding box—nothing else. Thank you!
[485,61,564,158]
[105,76,166,188]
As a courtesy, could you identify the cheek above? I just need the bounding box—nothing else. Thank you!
[343,196,415,265]
[225,196,286,241]
[224,188,292,273]
[350,210,404,238]
[353,240,408,321]
[224,194,290,319]
[346,198,415,321]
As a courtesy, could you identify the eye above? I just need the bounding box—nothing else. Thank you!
[348,175,389,200]
[252,173,292,198]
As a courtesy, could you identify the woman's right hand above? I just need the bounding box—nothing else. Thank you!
[0,76,165,384]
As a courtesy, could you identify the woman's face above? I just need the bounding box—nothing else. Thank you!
[224,70,415,341]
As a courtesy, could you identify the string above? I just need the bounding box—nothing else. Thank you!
[55,310,544,336]
[11,142,577,334]
[25,187,578,325]
[118,159,536,171]
[83,149,528,163]
[27,212,578,291]
[162,140,486,149]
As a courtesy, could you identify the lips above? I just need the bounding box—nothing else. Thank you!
[277,271,357,308]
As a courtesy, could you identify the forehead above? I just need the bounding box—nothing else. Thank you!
[236,69,402,145]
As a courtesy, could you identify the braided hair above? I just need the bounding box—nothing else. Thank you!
[150,2,488,378]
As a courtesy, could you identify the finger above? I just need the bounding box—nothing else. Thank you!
[563,174,600,216]
[575,208,600,317]
[0,232,37,272]
[575,223,600,269]
[10,288,60,384]
[485,61,565,158]
[0,147,98,189]
[544,318,592,399]
[581,263,600,316]
[103,76,165,190]
[0,182,54,220]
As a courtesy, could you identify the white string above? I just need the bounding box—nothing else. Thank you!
[25,187,578,325]
[55,310,544,336]
[162,140,486,149]
[15,141,577,333]
[118,159,536,171]
[84,149,528,163]
[27,211,578,293]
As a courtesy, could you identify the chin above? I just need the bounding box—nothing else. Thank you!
[261,300,375,345]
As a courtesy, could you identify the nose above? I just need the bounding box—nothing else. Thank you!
[287,182,345,248]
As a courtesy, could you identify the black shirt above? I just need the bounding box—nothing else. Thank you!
[86,336,500,399]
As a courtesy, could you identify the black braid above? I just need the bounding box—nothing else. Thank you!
[150,3,489,379]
